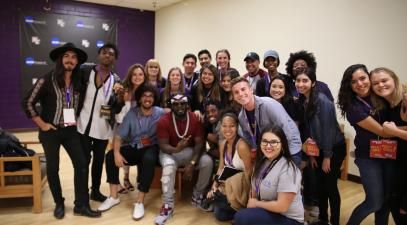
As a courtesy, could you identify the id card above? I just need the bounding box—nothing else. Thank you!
[63,108,76,126]
[305,139,320,156]
[382,139,397,159]
[369,140,384,158]
[100,104,111,119]
[140,136,152,146]
[369,139,397,159]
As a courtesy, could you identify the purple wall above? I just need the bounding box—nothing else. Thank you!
[0,0,155,129]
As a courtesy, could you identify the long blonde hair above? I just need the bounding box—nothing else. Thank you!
[370,67,403,107]
[145,59,163,84]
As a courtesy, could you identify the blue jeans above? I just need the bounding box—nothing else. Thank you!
[234,208,302,225]
[347,158,396,225]
[213,191,236,221]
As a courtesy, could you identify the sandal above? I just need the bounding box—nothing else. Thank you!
[118,184,128,194]
[123,178,135,191]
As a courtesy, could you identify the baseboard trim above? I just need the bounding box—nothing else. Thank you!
[6,128,38,133]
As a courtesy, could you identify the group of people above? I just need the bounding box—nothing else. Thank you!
[22,42,406,225]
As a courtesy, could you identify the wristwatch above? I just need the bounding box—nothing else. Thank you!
[190,160,196,166]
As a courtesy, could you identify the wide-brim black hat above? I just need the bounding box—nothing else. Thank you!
[49,42,88,65]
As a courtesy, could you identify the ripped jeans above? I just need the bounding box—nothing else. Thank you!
[159,147,213,207]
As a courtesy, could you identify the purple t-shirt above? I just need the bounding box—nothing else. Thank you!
[346,96,388,159]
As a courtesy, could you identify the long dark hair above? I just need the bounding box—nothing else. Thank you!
[253,125,295,180]
[295,67,318,118]
[197,64,221,103]
[122,64,147,90]
[53,55,80,90]
[269,75,293,105]
[337,64,369,117]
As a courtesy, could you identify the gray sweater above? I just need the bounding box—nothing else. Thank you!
[238,96,302,155]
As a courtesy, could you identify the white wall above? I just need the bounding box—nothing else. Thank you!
[155,0,407,176]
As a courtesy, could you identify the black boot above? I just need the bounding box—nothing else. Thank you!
[90,190,107,202]
[53,202,65,219]
[73,205,101,218]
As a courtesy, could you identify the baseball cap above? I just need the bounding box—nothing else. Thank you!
[263,50,279,60]
[244,52,260,61]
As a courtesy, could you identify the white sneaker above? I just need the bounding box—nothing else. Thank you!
[132,203,144,220]
[97,196,120,212]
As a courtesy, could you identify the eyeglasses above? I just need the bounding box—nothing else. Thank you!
[260,139,281,147]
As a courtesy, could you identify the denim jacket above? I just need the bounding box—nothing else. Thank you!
[304,93,344,158]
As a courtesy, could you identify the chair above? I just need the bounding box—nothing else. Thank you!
[151,166,186,200]
[0,141,47,213]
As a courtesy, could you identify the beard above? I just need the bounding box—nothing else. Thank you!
[63,63,76,71]
[141,103,152,110]
[173,109,187,118]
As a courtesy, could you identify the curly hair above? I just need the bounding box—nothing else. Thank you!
[134,83,159,106]
[98,43,119,59]
[285,50,317,78]
[337,64,369,117]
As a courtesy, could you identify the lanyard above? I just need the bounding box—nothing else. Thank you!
[66,85,72,108]
[101,74,113,100]
[183,74,194,90]
[254,158,279,200]
[356,96,373,110]
[224,137,239,166]
[244,110,258,145]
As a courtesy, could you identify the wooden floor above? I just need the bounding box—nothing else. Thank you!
[0,131,395,225]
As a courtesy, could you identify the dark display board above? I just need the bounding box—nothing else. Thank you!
[20,11,117,95]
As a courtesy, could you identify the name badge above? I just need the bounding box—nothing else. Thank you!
[100,104,111,119]
[305,139,320,156]
[369,139,397,159]
[63,108,76,126]
[140,136,152,146]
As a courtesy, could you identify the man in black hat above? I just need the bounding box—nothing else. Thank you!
[22,43,101,219]
[242,52,267,93]
[77,43,124,202]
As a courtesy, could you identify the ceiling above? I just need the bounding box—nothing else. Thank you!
[74,0,184,11]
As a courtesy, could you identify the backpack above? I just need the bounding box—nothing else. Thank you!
[0,128,36,171]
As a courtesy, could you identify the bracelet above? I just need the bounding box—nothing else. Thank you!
[214,175,219,182]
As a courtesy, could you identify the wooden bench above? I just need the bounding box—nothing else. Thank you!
[0,141,47,213]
